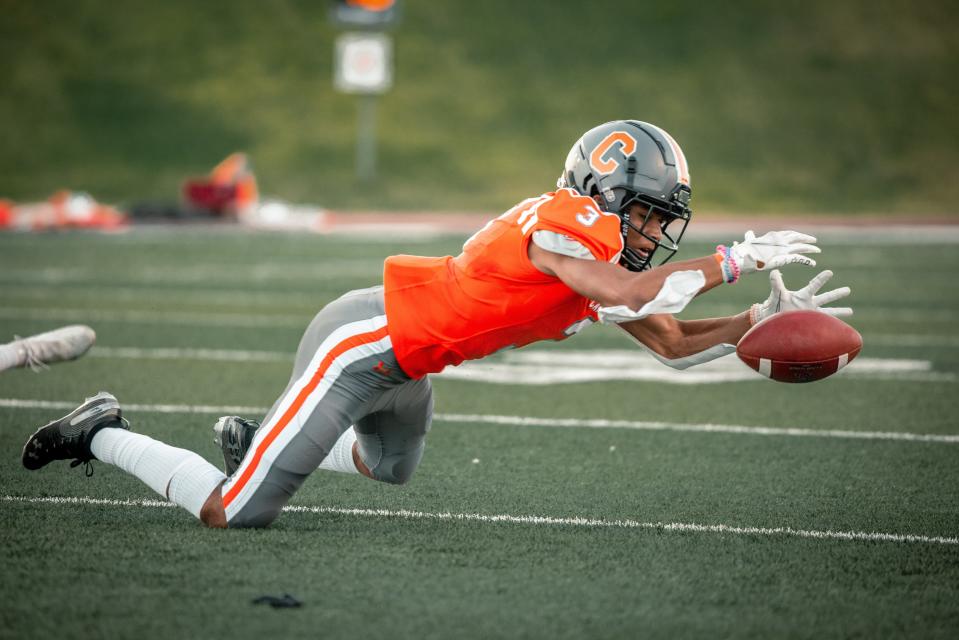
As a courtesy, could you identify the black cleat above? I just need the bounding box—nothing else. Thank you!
[22,391,127,475]
[212,416,260,476]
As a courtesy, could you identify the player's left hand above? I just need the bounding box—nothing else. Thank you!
[750,269,853,325]
[731,230,821,274]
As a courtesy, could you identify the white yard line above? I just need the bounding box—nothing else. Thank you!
[2,398,957,444]
[1,495,954,546]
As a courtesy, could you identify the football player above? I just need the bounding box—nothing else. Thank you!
[21,120,852,528]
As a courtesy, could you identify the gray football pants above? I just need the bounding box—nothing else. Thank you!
[221,286,433,527]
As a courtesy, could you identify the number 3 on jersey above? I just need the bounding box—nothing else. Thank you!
[518,196,599,234]
[576,209,600,227]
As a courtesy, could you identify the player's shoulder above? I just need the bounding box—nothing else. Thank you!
[534,188,619,233]
[539,188,601,213]
[528,189,622,262]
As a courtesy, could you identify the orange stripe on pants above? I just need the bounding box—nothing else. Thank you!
[222,324,390,508]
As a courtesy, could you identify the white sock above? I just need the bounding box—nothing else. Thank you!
[90,428,225,519]
[318,427,360,474]
[0,342,23,372]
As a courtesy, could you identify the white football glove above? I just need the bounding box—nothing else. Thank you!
[751,269,853,325]
[730,230,821,274]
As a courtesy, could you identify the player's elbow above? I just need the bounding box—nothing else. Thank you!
[644,335,703,371]
[647,339,687,362]
[615,277,675,314]
[604,282,654,312]
[645,326,692,361]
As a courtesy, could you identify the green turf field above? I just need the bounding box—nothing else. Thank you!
[1,228,958,638]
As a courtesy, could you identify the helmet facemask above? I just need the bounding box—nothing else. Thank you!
[608,185,692,272]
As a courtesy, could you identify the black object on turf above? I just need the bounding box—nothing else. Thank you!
[251,594,303,608]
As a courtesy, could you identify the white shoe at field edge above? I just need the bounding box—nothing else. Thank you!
[12,325,96,371]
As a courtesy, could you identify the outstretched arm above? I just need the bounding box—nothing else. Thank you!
[617,311,751,361]
[620,269,854,368]
[530,228,835,368]
[531,244,747,367]
[529,244,725,310]
[529,228,821,312]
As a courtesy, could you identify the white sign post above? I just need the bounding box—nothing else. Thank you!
[335,33,393,182]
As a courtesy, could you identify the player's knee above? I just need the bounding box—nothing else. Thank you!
[374,470,411,486]
[200,485,280,529]
[199,486,228,529]
[369,447,423,485]
[200,505,228,528]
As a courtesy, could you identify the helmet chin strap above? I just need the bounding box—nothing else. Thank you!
[619,208,632,248]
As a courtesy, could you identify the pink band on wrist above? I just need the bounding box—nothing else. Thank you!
[715,245,741,284]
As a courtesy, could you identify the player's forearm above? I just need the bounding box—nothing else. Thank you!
[672,312,752,356]
[618,308,751,360]
[533,244,723,311]
[618,253,724,309]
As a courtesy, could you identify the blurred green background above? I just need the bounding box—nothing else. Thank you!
[1,0,957,214]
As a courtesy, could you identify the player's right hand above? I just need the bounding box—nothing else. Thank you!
[730,230,820,274]
[751,269,853,324]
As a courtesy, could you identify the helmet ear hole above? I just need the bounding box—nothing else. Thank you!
[583,175,597,197]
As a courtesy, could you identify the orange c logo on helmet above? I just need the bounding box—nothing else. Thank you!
[589,131,638,176]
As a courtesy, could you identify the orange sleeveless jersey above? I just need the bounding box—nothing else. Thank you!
[383,189,623,378]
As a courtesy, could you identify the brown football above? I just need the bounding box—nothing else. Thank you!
[736,310,863,383]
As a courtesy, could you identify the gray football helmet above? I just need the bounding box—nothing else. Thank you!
[557,120,693,271]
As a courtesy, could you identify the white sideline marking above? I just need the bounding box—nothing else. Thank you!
[1,495,954,546]
[2,397,957,444]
